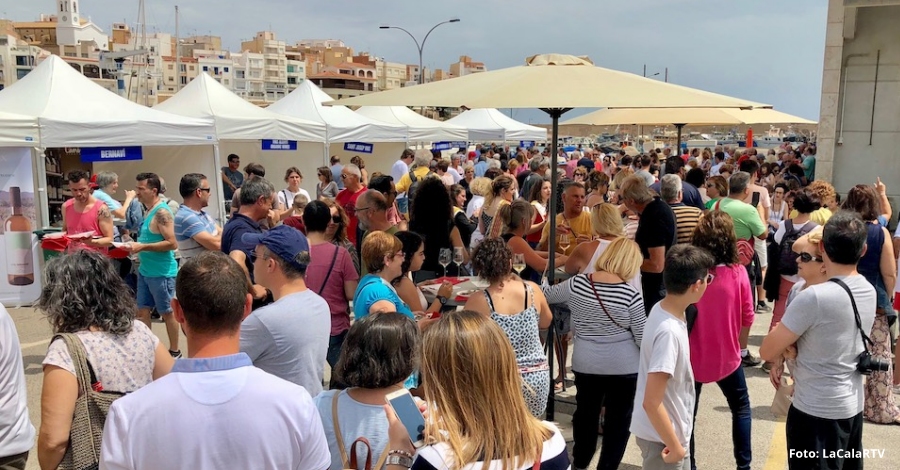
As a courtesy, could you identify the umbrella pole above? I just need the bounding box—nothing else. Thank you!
[541,107,571,422]
[675,123,685,168]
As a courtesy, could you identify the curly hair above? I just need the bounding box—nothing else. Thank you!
[40,250,136,335]
[335,312,419,389]
[471,237,512,284]
[691,210,739,266]
[586,170,609,192]
[807,180,836,207]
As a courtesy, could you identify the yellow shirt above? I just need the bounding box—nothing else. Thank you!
[395,166,431,194]
[539,211,592,255]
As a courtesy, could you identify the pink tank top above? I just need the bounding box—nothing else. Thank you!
[63,199,107,252]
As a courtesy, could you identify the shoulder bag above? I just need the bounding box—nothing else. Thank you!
[331,391,389,470]
[586,275,636,342]
[56,333,125,470]
[317,245,340,296]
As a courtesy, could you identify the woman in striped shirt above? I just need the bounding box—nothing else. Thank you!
[542,237,645,470]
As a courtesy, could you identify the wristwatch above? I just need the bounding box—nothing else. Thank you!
[386,454,414,468]
[437,295,448,306]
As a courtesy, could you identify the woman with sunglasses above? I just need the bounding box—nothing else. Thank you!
[316,166,339,200]
[768,226,826,394]
[703,175,728,210]
[688,210,754,470]
[321,199,360,274]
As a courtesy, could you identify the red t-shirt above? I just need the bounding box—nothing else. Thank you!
[335,187,366,245]
[283,216,306,234]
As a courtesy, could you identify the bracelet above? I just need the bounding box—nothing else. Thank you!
[388,449,414,459]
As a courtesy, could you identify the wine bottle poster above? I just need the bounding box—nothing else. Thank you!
[0,147,40,306]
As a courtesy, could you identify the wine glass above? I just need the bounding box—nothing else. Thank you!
[453,247,465,276]
[512,253,526,277]
[558,233,571,253]
[438,248,452,278]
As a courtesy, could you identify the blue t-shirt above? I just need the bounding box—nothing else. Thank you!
[221,213,261,281]
[175,205,217,260]
[93,189,122,211]
[353,275,413,319]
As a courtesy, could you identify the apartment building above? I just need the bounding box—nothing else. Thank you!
[241,31,288,102]
[285,50,306,91]
[232,51,266,104]
[449,55,486,78]
[195,50,234,88]
[0,34,47,90]
[293,39,353,76]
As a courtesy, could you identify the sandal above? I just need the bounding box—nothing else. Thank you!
[554,379,565,392]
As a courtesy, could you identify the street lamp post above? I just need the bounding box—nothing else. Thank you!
[380,19,460,85]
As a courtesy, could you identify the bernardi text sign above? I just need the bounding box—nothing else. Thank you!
[80,146,143,163]
[261,139,298,151]
[343,142,373,154]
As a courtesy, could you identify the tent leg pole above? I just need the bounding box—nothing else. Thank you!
[213,145,225,223]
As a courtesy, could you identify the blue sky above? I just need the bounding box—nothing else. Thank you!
[8,0,827,124]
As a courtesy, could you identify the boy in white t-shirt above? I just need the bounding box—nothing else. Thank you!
[630,244,715,469]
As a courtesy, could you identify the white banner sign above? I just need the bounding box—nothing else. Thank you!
[0,147,41,306]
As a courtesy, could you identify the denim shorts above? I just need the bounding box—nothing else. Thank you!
[137,275,175,314]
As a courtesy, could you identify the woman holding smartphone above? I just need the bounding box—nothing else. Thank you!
[382,310,570,469]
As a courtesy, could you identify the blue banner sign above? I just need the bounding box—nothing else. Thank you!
[343,142,373,154]
[261,139,297,151]
[80,146,143,163]
[520,140,536,148]
[432,141,468,151]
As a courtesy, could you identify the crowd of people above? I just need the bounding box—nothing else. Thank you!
[0,140,896,470]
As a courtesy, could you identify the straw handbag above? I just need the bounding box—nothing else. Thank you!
[56,333,125,470]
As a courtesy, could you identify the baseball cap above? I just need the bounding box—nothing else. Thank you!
[241,225,310,271]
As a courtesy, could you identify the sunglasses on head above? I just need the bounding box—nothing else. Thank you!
[331,215,342,223]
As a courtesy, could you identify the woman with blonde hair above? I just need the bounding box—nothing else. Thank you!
[481,175,516,240]
[688,210,754,469]
[498,199,565,281]
[464,238,553,417]
[383,310,569,469]
[465,177,493,248]
[585,170,610,208]
[542,237,645,470]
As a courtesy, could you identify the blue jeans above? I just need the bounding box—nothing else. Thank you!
[690,365,751,470]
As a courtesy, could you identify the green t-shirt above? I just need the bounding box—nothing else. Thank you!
[715,197,766,240]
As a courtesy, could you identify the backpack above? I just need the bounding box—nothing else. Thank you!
[778,220,817,276]
[407,167,433,202]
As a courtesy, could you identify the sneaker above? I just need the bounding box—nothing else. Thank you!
[756,302,771,313]
[893,385,900,395]
[150,309,162,322]
[742,352,761,367]
[761,361,774,372]
[169,349,182,359]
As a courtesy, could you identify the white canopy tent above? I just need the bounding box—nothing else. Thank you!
[0,111,39,147]
[354,106,468,142]
[446,108,548,142]
[0,55,216,147]
[268,80,407,143]
[0,55,221,223]
[154,73,326,142]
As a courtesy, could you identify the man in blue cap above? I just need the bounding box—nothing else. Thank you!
[238,225,331,396]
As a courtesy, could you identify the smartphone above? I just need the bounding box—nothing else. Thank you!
[385,389,426,448]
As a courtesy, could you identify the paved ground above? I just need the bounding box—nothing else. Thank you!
[10,305,900,470]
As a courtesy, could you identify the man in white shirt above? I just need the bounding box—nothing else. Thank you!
[100,251,330,470]
[0,306,34,469]
[392,148,415,215]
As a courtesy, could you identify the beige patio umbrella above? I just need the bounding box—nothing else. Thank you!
[326,54,770,418]
[562,107,816,126]
[563,107,816,153]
